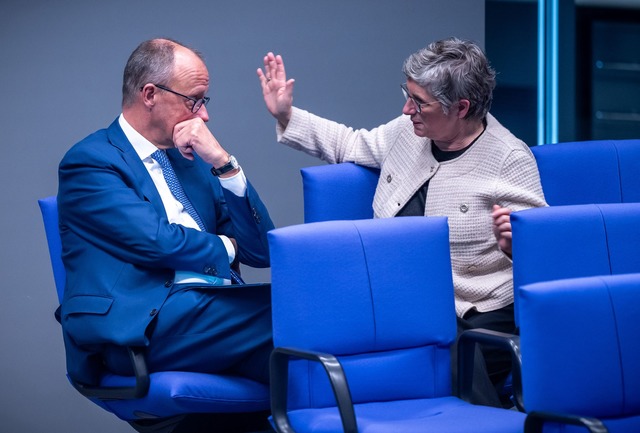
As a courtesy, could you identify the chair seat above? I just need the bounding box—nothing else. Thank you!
[94,371,270,420]
[281,397,524,433]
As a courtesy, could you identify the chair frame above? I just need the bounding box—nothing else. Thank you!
[524,411,609,433]
[456,329,524,412]
[73,347,149,400]
[270,347,357,433]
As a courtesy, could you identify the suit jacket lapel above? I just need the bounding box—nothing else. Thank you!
[106,119,168,219]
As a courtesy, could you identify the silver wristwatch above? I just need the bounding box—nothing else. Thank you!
[210,155,239,176]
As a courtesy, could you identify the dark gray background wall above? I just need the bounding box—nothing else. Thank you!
[0,1,483,431]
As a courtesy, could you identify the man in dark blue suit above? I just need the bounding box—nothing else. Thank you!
[57,38,275,387]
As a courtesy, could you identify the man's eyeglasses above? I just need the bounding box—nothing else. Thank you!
[401,83,439,114]
[154,84,210,113]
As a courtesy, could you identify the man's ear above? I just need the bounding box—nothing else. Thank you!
[140,83,157,109]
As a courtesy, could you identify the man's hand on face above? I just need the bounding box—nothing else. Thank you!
[172,118,229,167]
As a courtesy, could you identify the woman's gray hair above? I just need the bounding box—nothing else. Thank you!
[121,38,204,107]
[402,37,496,121]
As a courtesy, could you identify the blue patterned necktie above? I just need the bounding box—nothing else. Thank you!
[153,150,206,231]
[152,150,244,284]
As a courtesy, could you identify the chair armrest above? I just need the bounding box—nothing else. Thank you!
[525,411,609,433]
[270,346,357,433]
[456,328,524,411]
[71,347,150,400]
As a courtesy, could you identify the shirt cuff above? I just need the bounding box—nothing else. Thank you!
[218,235,236,264]
[218,167,247,197]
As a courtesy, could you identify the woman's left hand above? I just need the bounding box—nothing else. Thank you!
[492,204,513,256]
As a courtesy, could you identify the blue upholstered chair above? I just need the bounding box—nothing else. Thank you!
[530,139,640,206]
[518,273,640,433]
[38,196,271,432]
[267,217,525,433]
[511,202,640,325]
[300,163,379,223]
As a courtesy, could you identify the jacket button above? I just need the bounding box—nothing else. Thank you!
[164,280,173,288]
[252,207,261,223]
[460,204,469,213]
[386,174,392,183]
[203,266,217,276]
[150,309,158,316]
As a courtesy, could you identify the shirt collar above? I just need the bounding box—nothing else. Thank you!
[118,113,160,161]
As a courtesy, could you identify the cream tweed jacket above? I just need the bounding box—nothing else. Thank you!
[277,107,547,317]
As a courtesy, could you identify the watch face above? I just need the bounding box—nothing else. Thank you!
[229,155,238,168]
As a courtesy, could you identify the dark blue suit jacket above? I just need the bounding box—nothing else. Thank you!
[57,118,274,384]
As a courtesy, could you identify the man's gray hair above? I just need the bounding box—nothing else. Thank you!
[121,38,204,107]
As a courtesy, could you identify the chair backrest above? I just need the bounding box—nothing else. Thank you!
[300,163,379,223]
[299,140,640,224]
[268,216,456,410]
[511,202,640,323]
[519,273,640,425]
[531,139,640,206]
[38,196,65,303]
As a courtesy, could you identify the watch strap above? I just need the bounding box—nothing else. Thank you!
[211,155,238,176]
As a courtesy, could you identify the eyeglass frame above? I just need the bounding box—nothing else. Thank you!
[400,83,440,114]
[152,83,211,113]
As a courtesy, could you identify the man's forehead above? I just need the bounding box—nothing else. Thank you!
[171,50,209,87]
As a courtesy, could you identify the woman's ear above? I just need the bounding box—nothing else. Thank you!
[456,99,471,119]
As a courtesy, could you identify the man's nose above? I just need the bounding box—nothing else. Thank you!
[197,104,209,122]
